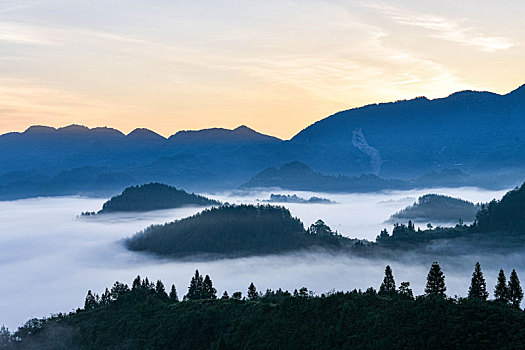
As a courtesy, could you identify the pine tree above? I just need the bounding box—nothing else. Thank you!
[185,270,204,300]
[221,291,230,300]
[110,281,130,301]
[508,269,523,308]
[379,265,396,295]
[203,275,217,299]
[247,282,258,300]
[84,290,98,310]
[425,262,446,296]
[169,284,179,302]
[132,275,142,290]
[468,262,488,300]
[494,269,509,303]
[399,282,413,298]
[100,288,111,305]
[156,280,168,299]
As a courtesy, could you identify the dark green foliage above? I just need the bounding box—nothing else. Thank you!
[221,291,229,300]
[398,282,413,299]
[475,182,525,233]
[83,291,97,310]
[98,182,220,213]
[185,270,205,300]
[425,262,446,296]
[379,265,396,295]
[11,280,525,350]
[231,292,242,300]
[308,219,335,236]
[508,269,523,308]
[247,283,258,301]
[468,262,488,300]
[494,269,509,303]
[169,284,179,302]
[155,280,168,300]
[126,204,354,257]
[203,275,217,299]
[390,194,479,223]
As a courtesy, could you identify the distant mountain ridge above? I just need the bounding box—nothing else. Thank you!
[0,83,524,199]
[289,84,525,178]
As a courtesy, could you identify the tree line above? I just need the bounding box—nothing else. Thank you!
[2,262,525,349]
[79,261,521,309]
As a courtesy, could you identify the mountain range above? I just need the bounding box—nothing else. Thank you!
[1,84,524,199]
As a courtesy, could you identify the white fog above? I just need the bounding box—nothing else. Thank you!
[0,187,517,330]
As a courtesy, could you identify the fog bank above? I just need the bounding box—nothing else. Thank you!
[0,187,516,329]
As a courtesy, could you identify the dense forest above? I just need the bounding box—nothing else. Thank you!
[474,183,525,233]
[83,183,220,215]
[126,204,357,257]
[389,194,479,223]
[262,194,334,204]
[2,262,525,349]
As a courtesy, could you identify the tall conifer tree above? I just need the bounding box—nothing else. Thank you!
[508,269,523,308]
[425,262,446,296]
[468,262,488,300]
[379,265,396,295]
[494,269,509,303]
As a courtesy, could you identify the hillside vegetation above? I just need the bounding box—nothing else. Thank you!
[90,183,220,214]
[389,194,479,223]
[126,204,355,257]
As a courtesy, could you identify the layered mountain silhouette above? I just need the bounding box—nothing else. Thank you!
[0,84,524,199]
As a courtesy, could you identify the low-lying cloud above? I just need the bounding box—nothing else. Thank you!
[0,187,516,329]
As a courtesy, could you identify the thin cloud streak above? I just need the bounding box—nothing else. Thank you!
[362,2,515,52]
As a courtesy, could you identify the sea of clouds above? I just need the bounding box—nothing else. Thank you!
[0,186,519,330]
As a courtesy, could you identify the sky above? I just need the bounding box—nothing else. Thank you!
[0,0,523,139]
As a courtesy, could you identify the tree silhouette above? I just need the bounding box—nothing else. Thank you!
[379,265,396,295]
[186,270,204,300]
[156,280,168,300]
[84,290,98,310]
[468,262,488,300]
[221,291,230,300]
[132,275,142,290]
[247,283,258,300]
[425,262,446,296]
[494,269,509,303]
[508,269,523,308]
[169,284,179,302]
[398,282,413,299]
[203,275,217,299]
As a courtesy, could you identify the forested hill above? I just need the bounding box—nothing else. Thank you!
[240,161,409,192]
[126,204,356,257]
[91,183,220,214]
[376,181,525,250]
[474,183,525,233]
[389,194,479,223]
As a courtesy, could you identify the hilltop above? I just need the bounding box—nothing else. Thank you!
[87,183,220,214]
[389,194,480,223]
[125,204,357,257]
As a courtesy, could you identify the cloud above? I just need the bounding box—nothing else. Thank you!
[362,2,515,52]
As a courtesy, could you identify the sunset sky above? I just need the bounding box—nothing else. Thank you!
[1,0,523,139]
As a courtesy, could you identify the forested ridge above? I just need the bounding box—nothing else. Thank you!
[125,204,356,257]
[2,262,525,349]
[82,183,220,215]
[389,194,479,223]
